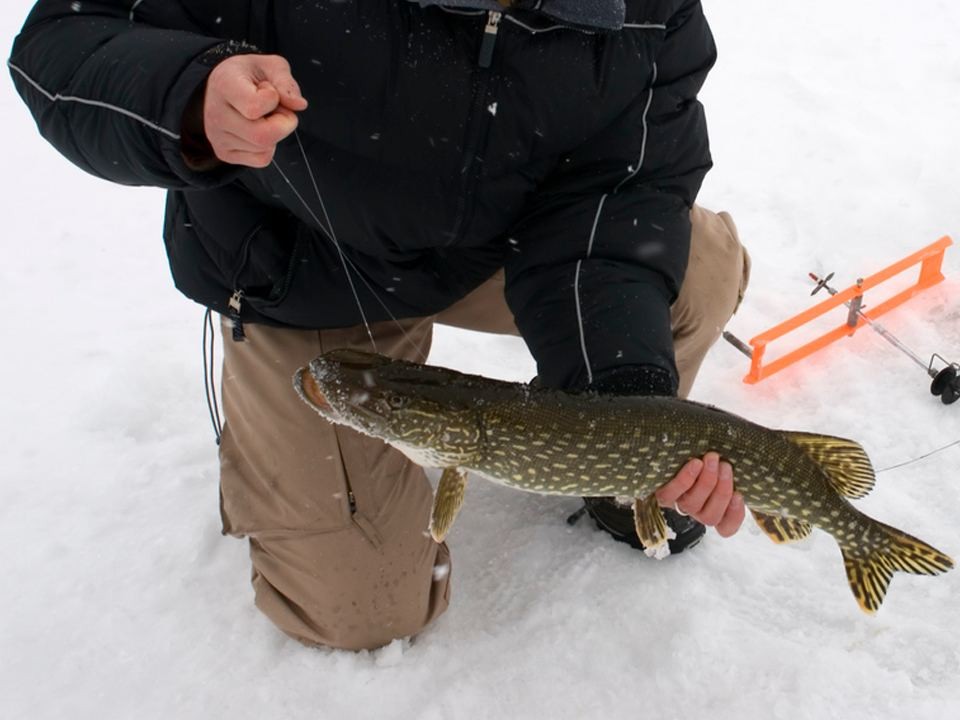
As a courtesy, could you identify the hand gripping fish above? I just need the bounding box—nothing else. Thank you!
[294,349,953,613]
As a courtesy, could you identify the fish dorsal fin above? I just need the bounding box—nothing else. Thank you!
[750,509,813,544]
[782,431,876,499]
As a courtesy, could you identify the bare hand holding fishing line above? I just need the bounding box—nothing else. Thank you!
[199,54,308,168]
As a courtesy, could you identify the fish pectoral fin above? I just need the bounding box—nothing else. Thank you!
[429,467,468,543]
[634,495,675,560]
[781,431,876,499]
[750,509,813,544]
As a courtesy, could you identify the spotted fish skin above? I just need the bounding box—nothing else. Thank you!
[294,349,954,613]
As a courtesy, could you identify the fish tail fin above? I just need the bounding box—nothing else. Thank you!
[841,523,954,614]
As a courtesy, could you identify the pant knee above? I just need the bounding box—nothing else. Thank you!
[247,520,451,651]
[678,207,751,331]
[673,207,751,396]
[716,211,751,314]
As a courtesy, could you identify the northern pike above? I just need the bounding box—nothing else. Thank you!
[294,349,953,613]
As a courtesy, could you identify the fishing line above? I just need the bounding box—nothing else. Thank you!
[275,133,960,477]
[274,132,959,477]
[292,130,338,250]
[286,135,430,361]
[270,143,377,351]
[876,438,960,474]
[271,130,431,362]
[199,104,435,445]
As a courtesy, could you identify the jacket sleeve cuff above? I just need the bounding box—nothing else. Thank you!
[589,364,677,397]
[159,41,260,187]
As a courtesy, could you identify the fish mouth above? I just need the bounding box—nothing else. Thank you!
[295,357,384,428]
[294,366,336,417]
[295,363,396,445]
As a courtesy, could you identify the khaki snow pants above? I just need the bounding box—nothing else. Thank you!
[218,205,750,650]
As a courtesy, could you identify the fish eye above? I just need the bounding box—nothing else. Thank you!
[387,394,408,409]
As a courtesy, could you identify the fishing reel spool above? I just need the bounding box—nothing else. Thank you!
[930,359,960,405]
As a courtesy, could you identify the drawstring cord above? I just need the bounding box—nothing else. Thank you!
[203,308,223,445]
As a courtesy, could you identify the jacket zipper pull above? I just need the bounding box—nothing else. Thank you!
[478,10,502,68]
[228,290,246,342]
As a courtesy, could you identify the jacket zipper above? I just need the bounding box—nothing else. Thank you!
[478,10,501,68]
[449,10,502,245]
[226,219,303,342]
[225,221,266,343]
[228,289,245,341]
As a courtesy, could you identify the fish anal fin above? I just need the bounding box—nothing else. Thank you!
[634,495,675,560]
[750,509,813,544]
[782,431,876,499]
[429,468,468,543]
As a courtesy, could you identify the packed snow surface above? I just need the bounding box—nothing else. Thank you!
[1,2,958,719]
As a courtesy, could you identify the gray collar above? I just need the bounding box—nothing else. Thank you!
[408,1,626,31]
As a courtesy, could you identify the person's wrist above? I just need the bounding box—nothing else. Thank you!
[179,39,262,172]
[180,79,222,171]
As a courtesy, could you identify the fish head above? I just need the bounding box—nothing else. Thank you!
[294,349,488,467]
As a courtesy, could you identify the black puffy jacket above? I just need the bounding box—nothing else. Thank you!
[9,0,715,391]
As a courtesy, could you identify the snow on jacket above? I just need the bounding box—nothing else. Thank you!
[9,0,716,392]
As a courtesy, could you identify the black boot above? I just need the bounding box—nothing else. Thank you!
[580,497,705,555]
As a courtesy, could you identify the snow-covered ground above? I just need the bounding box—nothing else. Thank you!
[2,2,958,718]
